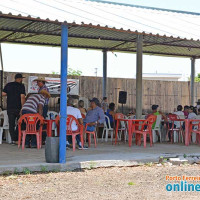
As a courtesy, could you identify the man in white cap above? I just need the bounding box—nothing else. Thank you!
[2,73,26,145]
[34,77,50,118]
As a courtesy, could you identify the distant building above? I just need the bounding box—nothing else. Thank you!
[142,73,182,81]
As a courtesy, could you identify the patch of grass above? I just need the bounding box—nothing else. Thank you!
[23,168,31,175]
[145,162,153,167]
[128,182,136,186]
[51,168,60,173]
[13,168,19,175]
[2,171,10,176]
[183,161,188,165]
[89,161,97,169]
[6,175,18,180]
[137,162,143,166]
[40,165,48,173]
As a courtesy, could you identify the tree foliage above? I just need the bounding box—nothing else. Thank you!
[195,73,200,82]
[68,68,82,76]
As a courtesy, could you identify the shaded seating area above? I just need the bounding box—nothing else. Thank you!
[1,1,200,163]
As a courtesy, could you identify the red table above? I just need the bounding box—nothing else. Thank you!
[44,119,55,137]
[184,119,200,146]
[159,118,200,146]
[115,118,145,146]
[115,118,200,147]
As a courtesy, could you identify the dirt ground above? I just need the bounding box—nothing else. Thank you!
[0,165,200,200]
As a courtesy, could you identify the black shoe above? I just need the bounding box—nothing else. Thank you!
[66,144,72,149]
[10,141,17,145]
[31,145,37,148]
[25,145,31,148]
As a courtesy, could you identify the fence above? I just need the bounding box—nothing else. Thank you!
[1,71,199,114]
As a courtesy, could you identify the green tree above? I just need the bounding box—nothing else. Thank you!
[68,68,82,76]
[51,71,59,75]
[195,73,200,82]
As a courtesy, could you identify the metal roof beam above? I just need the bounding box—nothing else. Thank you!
[3,40,199,58]
[0,21,36,41]
[0,27,136,42]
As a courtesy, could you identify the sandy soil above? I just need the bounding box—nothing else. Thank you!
[0,165,200,200]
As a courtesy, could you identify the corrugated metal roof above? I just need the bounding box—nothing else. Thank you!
[0,0,200,58]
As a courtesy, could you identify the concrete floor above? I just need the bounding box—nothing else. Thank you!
[0,141,200,174]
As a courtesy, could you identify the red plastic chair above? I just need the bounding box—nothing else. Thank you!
[114,113,125,120]
[55,115,60,134]
[114,113,127,141]
[18,114,44,150]
[81,113,86,119]
[55,115,84,151]
[85,123,97,148]
[131,115,157,148]
[188,119,200,144]
[166,114,183,143]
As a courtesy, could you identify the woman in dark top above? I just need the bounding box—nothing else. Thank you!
[106,103,115,128]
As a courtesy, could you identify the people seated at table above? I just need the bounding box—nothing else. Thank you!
[127,109,136,119]
[171,105,185,130]
[66,98,85,149]
[173,105,184,118]
[21,90,51,148]
[105,102,116,128]
[151,104,167,141]
[78,100,87,118]
[83,97,105,131]
[101,97,108,113]
[188,106,197,119]
[183,105,189,119]
[151,104,167,121]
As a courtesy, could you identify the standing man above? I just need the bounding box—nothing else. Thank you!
[2,73,26,144]
[34,77,49,118]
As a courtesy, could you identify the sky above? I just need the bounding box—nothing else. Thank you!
[1,0,200,79]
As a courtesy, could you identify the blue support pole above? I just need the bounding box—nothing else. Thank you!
[59,23,68,163]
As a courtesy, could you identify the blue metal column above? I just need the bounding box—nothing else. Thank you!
[59,23,68,163]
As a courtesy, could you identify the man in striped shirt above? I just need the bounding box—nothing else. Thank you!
[21,90,51,148]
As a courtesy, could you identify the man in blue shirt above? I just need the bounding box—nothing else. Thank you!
[84,98,105,131]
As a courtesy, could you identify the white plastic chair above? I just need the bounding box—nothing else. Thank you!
[152,115,162,143]
[102,115,114,142]
[0,110,11,144]
[47,111,58,136]
[118,116,128,142]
